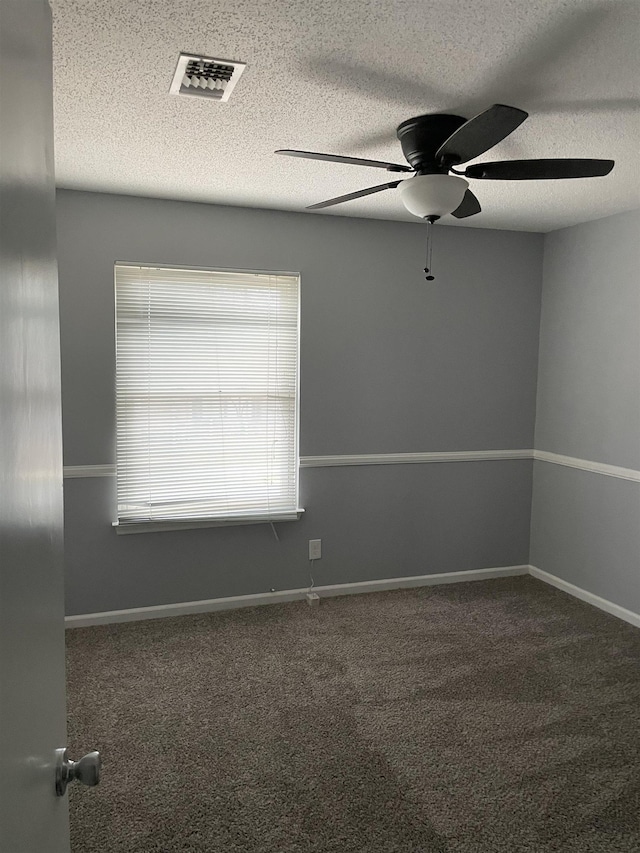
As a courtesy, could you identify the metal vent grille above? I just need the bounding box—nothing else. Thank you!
[170,53,246,102]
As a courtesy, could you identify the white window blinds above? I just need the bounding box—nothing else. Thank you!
[115,264,300,526]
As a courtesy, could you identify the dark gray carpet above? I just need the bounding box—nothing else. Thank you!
[66,576,640,852]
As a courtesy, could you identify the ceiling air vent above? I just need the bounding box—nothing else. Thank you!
[170,53,246,102]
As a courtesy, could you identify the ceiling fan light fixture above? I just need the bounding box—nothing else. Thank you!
[398,174,469,219]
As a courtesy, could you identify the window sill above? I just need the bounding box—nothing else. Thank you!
[112,510,305,535]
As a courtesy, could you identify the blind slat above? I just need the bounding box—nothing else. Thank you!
[115,264,300,524]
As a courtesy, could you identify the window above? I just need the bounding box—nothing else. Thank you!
[115,264,300,530]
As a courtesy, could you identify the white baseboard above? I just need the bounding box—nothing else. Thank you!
[64,564,640,630]
[64,565,529,628]
[529,565,640,629]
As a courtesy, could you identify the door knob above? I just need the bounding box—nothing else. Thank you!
[55,747,101,796]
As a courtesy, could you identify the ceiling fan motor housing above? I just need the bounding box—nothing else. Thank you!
[396,114,467,170]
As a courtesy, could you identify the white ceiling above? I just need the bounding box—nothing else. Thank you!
[51,0,640,232]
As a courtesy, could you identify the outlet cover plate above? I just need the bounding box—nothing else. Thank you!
[309,539,322,560]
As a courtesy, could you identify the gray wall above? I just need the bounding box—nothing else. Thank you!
[531,209,640,613]
[56,190,543,615]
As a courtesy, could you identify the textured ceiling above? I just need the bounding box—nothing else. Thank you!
[51,0,640,232]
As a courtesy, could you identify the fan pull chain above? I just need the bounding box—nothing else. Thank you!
[424,218,436,281]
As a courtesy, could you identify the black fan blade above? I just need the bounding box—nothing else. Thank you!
[276,149,412,172]
[465,159,615,180]
[307,181,402,210]
[436,104,528,166]
[450,189,482,219]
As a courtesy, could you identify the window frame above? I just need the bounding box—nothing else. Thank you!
[113,261,303,534]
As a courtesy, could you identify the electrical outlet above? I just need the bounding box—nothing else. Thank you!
[308,539,322,560]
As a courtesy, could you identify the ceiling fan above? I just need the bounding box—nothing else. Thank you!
[276,104,615,222]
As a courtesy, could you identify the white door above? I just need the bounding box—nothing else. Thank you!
[0,1,70,850]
